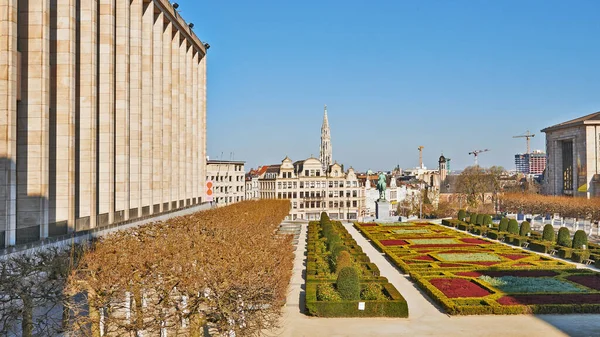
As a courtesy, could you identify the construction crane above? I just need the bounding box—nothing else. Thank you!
[513,130,535,154]
[446,158,451,172]
[418,146,424,168]
[468,149,490,166]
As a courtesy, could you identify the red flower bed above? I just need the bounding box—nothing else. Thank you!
[483,270,558,277]
[498,294,600,305]
[413,255,435,261]
[380,239,408,246]
[460,238,491,244]
[411,244,475,248]
[360,223,378,227]
[501,254,529,260]
[567,275,600,291]
[456,271,483,277]
[429,278,491,298]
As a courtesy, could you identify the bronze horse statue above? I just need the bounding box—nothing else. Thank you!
[376,172,386,200]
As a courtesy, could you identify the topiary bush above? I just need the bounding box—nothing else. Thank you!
[457,209,467,221]
[320,211,330,225]
[557,227,571,247]
[519,221,531,237]
[476,214,484,225]
[336,267,360,300]
[499,218,509,232]
[317,283,341,301]
[507,219,519,235]
[483,215,492,227]
[335,251,354,274]
[542,224,555,242]
[469,213,477,224]
[572,230,588,249]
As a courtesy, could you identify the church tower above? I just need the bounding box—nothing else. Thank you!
[320,105,332,173]
[439,153,447,182]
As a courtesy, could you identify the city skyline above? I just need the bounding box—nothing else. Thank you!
[179,0,600,171]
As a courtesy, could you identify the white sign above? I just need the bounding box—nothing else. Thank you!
[358,302,365,311]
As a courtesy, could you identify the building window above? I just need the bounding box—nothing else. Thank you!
[316,171,320,176]
[300,202,304,209]
[300,192,304,198]
[352,200,357,207]
[352,190,357,197]
[329,201,333,208]
[278,193,282,198]
[329,181,333,188]
[293,202,297,209]
[278,182,282,189]
[293,182,297,188]
[352,181,357,187]
[293,192,297,198]
[300,182,304,188]
[305,170,309,176]
[310,182,315,188]
[346,191,351,197]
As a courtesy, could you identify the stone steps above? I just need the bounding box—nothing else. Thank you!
[277,222,302,247]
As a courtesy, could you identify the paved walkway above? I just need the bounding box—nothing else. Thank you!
[269,222,600,337]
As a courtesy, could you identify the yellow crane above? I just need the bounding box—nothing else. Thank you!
[513,130,535,154]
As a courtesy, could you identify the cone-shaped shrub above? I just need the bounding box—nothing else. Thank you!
[476,214,484,225]
[469,213,477,224]
[519,221,531,237]
[458,209,466,221]
[335,251,353,274]
[542,224,555,242]
[336,267,360,300]
[483,215,492,227]
[499,218,509,232]
[320,211,330,224]
[557,227,571,247]
[572,230,588,249]
[507,219,519,234]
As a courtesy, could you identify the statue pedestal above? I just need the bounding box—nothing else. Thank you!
[376,200,391,220]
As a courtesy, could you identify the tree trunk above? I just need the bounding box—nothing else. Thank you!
[22,296,33,337]
[89,304,101,337]
[61,295,71,332]
[133,289,144,334]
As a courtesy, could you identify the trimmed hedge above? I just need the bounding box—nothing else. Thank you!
[507,219,519,234]
[476,214,484,226]
[557,227,571,247]
[571,250,591,263]
[558,247,573,259]
[483,215,492,227]
[305,282,409,317]
[458,209,467,221]
[542,224,555,242]
[529,240,554,254]
[337,267,360,300]
[519,221,531,237]
[572,230,588,249]
[499,218,509,232]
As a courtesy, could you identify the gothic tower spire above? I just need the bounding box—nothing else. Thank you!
[320,104,332,173]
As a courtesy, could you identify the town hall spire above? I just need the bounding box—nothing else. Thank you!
[320,105,332,173]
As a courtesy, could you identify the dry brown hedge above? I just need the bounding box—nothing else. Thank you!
[500,193,600,221]
[67,200,293,337]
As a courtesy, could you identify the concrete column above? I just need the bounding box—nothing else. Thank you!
[141,0,153,214]
[0,0,18,246]
[17,0,50,243]
[178,39,186,207]
[200,55,207,202]
[186,46,193,205]
[162,21,172,210]
[192,52,198,203]
[115,0,130,221]
[76,0,97,230]
[49,0,76,234]
[170,31,179,209]
[98,0,115,226]
[129,0,142,218]
[152,11,163,212]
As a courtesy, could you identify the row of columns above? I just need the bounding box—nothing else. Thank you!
[0,0,207,247]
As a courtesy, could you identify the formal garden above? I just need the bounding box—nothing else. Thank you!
[305,213,408,317]
[355,221,600,315]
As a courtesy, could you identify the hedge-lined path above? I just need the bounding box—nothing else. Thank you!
[269,222,600,337]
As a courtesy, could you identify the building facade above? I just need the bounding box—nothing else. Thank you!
[0,0,207,247]
[258,157,363,221]
[206,160,245,206]
[542,112,600,197]
[515,151,547,175]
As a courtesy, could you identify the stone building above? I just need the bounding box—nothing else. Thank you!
[245,169,260,200]
[542,111,600,197]
[206,160,245,206]
[258,157,363,221]
[0,0,207,247]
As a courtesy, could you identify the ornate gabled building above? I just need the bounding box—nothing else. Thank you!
[320,105,332,173]
[257,156,363,221]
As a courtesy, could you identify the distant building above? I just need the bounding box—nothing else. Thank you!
[257,156,363,221]
[515,151,547,175]
[245,169,260,200]
[542,111,600,197]
[206,160,246,205]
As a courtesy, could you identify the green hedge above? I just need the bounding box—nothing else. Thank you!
[457,209,467,221]
[529,240,554,254]
[572,230,588,249]
[499,218,509,232]
[487,231,504,240]
[519,221,531,237]
[469,213,477,224]
[558,247,573,259]
[507,219,519,235]
[542,224,555,242]
[557,227,571,247]
[571,250,591,263]
[483,215,492,227]
[305,282,408,317]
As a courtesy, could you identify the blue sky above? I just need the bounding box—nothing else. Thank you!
[179,0,600,172]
